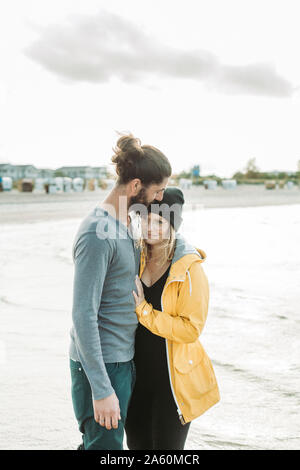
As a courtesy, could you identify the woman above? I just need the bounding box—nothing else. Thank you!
[125,187,220,450]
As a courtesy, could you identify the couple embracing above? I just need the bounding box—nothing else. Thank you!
[69,133,220,450]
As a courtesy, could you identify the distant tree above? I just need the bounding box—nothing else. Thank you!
[245,158,260,178]
[54,170,65,177]
[232,171,244,180]
[245,157,259,173]
[177,170,192,179]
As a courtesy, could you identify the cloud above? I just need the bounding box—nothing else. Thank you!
[207,62,294,97]
[24,10,295,97]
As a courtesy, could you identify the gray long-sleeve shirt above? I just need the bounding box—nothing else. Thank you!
[69,205,140,400]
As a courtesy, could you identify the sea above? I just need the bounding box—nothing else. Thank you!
[0,203,299,449]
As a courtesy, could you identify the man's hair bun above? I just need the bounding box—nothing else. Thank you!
[111,131,172,186]
[114,133,143,156]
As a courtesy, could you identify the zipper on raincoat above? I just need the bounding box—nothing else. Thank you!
[161,278,187,426]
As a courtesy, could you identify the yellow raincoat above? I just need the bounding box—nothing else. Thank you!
[135,235,220,424]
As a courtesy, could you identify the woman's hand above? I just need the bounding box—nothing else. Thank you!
[132,275,145,307]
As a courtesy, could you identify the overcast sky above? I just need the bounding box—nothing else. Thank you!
[0,0,300,177]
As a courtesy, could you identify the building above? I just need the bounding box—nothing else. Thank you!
[56,166,108,179]
[38,168,55,178]
[14,165,39,179]
[0,163,109,181]
[0,164,14,178]
[0,164,39,180]
[92,166,109,179]
[192,165,201,177]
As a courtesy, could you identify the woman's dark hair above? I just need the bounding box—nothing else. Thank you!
[111,132,172,186]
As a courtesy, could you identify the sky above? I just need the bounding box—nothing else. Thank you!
[0,0,300,178]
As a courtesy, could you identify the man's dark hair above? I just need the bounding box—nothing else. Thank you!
[111,132,172,186]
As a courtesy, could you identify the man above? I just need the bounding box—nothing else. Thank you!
[69,133,171,450]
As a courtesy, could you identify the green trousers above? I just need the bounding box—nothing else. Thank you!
[70,358,136,450]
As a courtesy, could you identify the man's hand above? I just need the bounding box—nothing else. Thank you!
[93,392,121,430]
[132,275,145,307]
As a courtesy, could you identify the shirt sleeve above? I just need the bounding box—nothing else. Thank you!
[71,231,115,400]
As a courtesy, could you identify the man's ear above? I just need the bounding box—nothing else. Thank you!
[129,178,142,195]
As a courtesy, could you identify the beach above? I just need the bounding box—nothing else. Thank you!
[0,185,299,450]
[1,183,300,225]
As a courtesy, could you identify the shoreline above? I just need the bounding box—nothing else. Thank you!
[1,184,300,225]
[0,193,299,450]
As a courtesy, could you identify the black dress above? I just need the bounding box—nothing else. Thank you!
[125,264,191,450]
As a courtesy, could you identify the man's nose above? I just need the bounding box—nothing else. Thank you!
[154,193,164,202]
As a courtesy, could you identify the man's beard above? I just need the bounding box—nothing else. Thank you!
[128,187,151,210]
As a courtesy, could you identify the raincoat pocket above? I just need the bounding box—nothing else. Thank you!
[173,342,204,373]
[173,344,216,401]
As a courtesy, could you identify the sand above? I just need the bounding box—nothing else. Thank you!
[0,185,299,450]
[0,184,300,225]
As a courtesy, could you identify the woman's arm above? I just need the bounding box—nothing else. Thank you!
[134,261,209,344]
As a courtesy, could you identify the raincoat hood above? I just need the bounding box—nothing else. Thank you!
[172,232,206,264]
